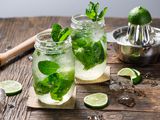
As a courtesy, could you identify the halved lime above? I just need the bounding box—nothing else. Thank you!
[117,68,142,85]
[0,80,22,96]
[84,93,108,109]
[128,6,152,25]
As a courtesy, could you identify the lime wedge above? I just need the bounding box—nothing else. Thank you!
[117,68,142,85]
[0,80,22,96]
[128,6,152,25]
[117,68,137,78]
[84,93,108,109]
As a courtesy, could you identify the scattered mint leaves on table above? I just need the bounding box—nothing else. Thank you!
[86,1,108,21]
[51,23,71,42]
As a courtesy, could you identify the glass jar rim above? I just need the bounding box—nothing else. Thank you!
[36,29,69,44]
[35,30,71,54]
[71,14,105,25]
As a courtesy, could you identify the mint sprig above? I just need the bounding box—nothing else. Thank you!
[51,23,71,42]
[86,1,108,22]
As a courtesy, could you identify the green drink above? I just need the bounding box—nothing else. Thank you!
[71,2,108,80]
[71,15,107,80]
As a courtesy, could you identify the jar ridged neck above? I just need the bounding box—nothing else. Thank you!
[35,30,71,54]
[71,14,105,29]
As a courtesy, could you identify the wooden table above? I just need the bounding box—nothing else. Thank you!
[0,17,160,120]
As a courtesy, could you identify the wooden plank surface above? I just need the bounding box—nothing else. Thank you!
[0,17,160,120]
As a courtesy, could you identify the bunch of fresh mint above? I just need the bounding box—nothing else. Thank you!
[86,1,108,21]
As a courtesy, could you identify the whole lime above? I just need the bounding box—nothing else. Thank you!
[128,6,152,25]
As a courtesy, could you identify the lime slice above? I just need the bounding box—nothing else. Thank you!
[128,6,152,25]
[84,93,108,108]
[0,80,22,96]
[117,68,142,85]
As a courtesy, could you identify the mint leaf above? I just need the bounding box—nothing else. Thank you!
[92,41,105,64]
[38,61,59,75]
[98,7,108,21]
[49,73,73,101]
[86,2,97,21]
[51,24,62,42]
[94,2,99,14]
[59,28,71,42]
[34,77,51,95]
[88,1,94,10]
[50,79,72,101]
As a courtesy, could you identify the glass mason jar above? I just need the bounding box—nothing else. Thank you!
[71,14,107,80]
[32,30,75,105]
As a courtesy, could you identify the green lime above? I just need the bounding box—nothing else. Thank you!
[128,6,152,25]
[117,68,142,85]
[0,80,22,96]
[84,93,108,109]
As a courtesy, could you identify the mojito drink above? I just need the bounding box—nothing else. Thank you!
[71,15,107,80]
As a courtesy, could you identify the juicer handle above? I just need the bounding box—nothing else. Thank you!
[106,32,117,43]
